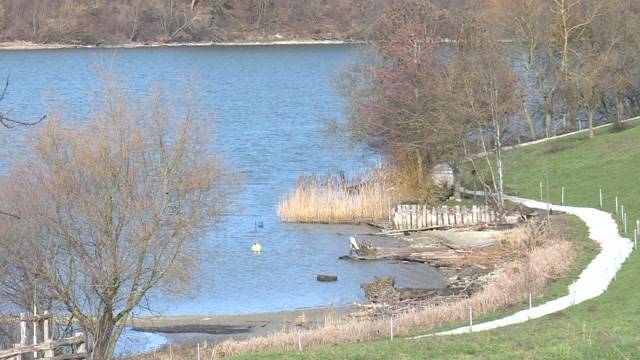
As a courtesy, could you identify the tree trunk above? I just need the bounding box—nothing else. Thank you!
[588,109,595,138]
[91,312,117,360]
[544,98,553,138]
[493,117,505,219]
[616,95,625,123]
[495,136,505,217]
[415,149,423,185]
[523,102,537,140]
[453,166,462,198]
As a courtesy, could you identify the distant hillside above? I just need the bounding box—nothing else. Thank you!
[0,0,388,45]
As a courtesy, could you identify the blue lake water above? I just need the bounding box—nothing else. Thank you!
[0,45,444,317]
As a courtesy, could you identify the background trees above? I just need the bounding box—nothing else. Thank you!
[0,82,230,359]
[0,0,389,44]
[337,0,466,192]
[341,0,640,202]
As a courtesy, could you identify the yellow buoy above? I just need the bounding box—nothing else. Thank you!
[251,242,262,253]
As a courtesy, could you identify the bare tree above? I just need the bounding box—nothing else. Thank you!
[337,0,463,184]
[574,51,608,137]
[156,0,202,41]
[0,82,230,359]
[487,0,551,139]
[0,76,46,223]
[449,15,522,215]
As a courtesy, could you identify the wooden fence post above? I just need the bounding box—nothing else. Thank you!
[43,311,51,343]
[76,332,86,355]
[19,313,27,347]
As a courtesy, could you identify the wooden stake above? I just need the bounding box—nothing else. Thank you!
[469,306,473,332]
[599,189,603,209]
[561,186,565,205]
[539,182,543,201]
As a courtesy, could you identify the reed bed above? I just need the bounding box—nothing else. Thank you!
[134,223,577,360]
[277,171,398,223]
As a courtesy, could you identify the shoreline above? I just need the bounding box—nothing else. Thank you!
[128,305,353,346]
[126,224,504,346]
[0,39,362,51]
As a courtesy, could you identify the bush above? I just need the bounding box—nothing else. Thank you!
[609,120,629,133]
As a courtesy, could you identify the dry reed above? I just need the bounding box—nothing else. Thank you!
[134,222,578,360]
[277,170,397,223]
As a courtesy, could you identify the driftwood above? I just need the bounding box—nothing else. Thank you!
[361,277,452,304]
[352,246,466,267]
[382,225,451,235]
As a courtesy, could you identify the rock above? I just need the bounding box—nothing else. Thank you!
[361,276,450,304]
[317,274,338,282]
[361,277,399,304]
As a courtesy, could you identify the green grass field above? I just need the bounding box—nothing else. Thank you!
[233,122,640,359]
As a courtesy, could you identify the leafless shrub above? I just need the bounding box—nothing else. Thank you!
[0,79,231,359]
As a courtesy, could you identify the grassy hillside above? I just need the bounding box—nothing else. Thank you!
[232,122,640,359]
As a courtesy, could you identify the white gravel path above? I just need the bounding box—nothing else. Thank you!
[417,194,633,337]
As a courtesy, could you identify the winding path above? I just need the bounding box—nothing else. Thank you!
[418,194,633,337]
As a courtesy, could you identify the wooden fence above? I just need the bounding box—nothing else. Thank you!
[0,311,86,360]
[390,204,497,231]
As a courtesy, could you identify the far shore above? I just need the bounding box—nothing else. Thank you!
[0,39,363,51]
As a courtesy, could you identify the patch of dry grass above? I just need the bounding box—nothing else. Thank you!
[277,170,398,223]
[133,220,578,359]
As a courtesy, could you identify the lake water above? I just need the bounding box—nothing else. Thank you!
[0,45,444,317]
